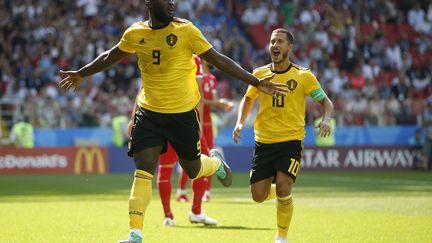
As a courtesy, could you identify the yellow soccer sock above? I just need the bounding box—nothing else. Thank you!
[265,184,276,201]
[194,154,221,179]
[276,194,293,238]
[129,169,153,230]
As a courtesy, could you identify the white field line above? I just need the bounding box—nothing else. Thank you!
[304,175,432,186]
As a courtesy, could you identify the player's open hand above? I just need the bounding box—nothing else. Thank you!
[257,74,289,98]
[59,70,84,91]
[315,120,331,137]
[232,123,243,144]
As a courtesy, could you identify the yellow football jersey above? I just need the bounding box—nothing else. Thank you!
[245,63,322,143]
[117,18,213,113]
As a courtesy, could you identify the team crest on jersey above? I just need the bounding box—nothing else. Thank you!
[166,34,177,47]
[287,79,297,92]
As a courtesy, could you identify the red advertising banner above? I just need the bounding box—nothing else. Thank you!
[302,146,422,170]
[0,147,108,175]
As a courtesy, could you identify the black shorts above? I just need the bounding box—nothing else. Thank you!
[250,140,303,184]
[128,106,201,160]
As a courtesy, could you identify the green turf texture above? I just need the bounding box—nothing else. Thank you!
[0,171,431,243]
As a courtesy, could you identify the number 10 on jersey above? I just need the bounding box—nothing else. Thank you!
[272,95,284,108]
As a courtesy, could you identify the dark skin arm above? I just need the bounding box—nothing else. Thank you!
[200,48,289,97]
[59,45,130,90]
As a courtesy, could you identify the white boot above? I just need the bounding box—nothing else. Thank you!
[162,217,176,227]
[275,235,287,243]
[188,211,218,225]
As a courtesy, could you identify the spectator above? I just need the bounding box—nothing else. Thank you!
[409,128,426,146]
[409,128,426,169]
[368,93,386,125]
[411,68,430,97]
[428,2,432,23]
[384,0,398,23]
[9,116,34,148]
[340,30,357,71]
[241,1,267,25]
[345,91,368,125]
[391,72,410,101]
[362,78,378,99]
[112,109,129,147]
[385,41,403,69]
[64,96,81,127]
[408,2,431,34]
[350,67,367,90]
[299,3,320,27]
[281,1,295,26]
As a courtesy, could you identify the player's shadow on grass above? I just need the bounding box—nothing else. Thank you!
[175,225,272,231]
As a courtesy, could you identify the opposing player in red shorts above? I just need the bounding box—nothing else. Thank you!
[157,55,217,226]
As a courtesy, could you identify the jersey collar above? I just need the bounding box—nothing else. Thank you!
[270,63,292,74]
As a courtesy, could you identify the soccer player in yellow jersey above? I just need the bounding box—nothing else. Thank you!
[58,1,288,242]
[233,28,334,243]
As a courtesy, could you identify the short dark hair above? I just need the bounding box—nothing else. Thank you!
[272,28,295,44]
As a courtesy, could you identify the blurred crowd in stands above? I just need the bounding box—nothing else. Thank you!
[0,0,431,135]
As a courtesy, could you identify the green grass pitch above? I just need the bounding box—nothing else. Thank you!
[0,171,431,243]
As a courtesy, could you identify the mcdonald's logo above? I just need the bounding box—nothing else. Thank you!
[74,147,106,174]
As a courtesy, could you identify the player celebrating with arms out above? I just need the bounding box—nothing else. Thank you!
[233,28,334,243]
[59,0,289,242]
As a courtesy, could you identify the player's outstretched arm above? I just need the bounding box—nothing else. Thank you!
[233,96,254,144]
[315,97,334,137]
[59,45,130,91]
[200,48,289,97]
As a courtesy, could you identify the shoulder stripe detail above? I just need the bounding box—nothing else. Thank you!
[173,17,190,24]
[292,63,309,71]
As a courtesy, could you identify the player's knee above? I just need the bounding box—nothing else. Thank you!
[180,164,200,179]
[134,160,152,172]
[178,158,201,179]
[251,190,267,203]
[252,196,266,203]
[134,157,157,174]
[184,169,199,179]
[275,182,292,197]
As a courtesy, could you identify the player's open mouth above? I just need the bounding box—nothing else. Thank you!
[272,51,280,57]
